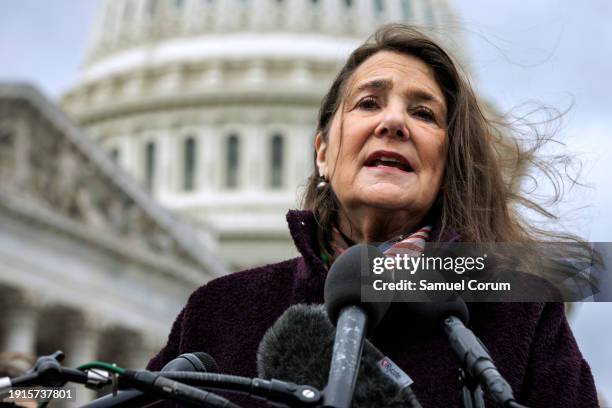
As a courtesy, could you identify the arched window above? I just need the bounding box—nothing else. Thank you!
[225,135,240,188]
[374,0,384,15]
[147,0,158,16]
[109,147,120,163]
[144,141,156,191]
[344,0,353,8]
[183,136,197,191]
[0,127,13,147]
[270,134,284,189]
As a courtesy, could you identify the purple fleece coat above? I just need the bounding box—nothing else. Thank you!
[148,210,598,407]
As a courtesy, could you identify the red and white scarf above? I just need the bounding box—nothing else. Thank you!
[326,224,432,265]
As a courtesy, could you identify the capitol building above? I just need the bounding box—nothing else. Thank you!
[62,0,464,270]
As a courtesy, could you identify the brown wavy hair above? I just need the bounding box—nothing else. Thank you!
[301,24,596,277]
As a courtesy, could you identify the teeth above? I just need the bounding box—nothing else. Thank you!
[379,156,401,163]
[366,154,412,171]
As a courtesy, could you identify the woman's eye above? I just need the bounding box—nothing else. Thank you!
[356,97,379,111]
[413,108,435,122]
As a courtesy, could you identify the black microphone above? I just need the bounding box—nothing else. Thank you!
[257,304,421,408]
[120,369,240,408]
[323,244,391,408]
[402,296,525,408]
[82,352,219,408]
[443,313,520,408]
[161,352,219,374]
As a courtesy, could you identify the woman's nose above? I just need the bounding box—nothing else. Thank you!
[373,107,408,140]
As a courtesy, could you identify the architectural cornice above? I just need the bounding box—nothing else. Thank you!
[0,189,204,286]
[80,33,360,84]
[0,83,228,279]
[69,87,326,124]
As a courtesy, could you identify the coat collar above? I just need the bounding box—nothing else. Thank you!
[286,209,327,277]
[285,209,461,303]
[285,209,461,263]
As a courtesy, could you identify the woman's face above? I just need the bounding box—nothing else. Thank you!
[316,51,448,219]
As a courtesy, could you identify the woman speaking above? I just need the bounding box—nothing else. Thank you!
[147,25,598,407]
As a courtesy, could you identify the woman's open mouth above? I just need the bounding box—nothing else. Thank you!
[364,150,414,173]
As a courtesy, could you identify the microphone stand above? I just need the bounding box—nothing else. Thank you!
[83,371,323,407]
[6,351,325,408]
[458,368,485,408]
[443,316,528,408]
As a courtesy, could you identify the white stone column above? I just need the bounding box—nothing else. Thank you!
[287,0,309,32]
[398,0,413,21]
[243,124,259,191]
[261,124,273,191]
[286,124,298,193]
[121,131,137,177]
[158,129,175,198]
[322,0,343,35]
[310,0,324,31]
[107,1,121,49]
[411,0,427,22]
[250,0,270,31]
[183,0,201,34]
[271,0,288,30]
[209,125,222,191]
[199,125,214,192]
[295,125,315,192]
[385,0,403,23]
[213,0,233,32]
[355,0,376,37]
[426,0,439,25]
[1,304,38,354]
[131,0,147,41]
[64,325,99,367]
[63,314,101,406]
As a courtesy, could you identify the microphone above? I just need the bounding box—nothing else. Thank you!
[443,313,521,408]
[402,296,525,408]
[323,244,391,408]
[82,352,219,408]
[120,369,241,408]
[257,304,422,408]
[161,352,219,373]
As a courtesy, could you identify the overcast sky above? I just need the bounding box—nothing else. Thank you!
[1,0,610,401]
[454,5,612,399]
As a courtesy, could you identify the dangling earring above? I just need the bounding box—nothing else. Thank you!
[317,175,328,189]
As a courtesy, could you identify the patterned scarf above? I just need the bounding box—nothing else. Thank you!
[325,224,432,266]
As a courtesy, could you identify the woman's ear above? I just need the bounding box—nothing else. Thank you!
[315,132,328,178]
